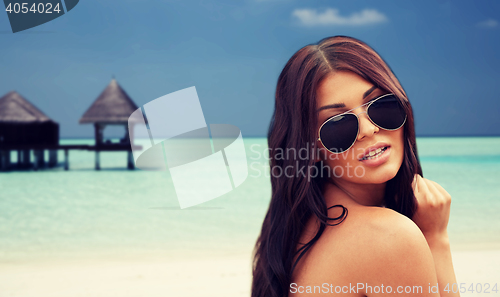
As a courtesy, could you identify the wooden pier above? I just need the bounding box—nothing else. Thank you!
[0,143,142,171]
[0,79,143,172]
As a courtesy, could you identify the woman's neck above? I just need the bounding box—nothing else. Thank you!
[324,178,386,207]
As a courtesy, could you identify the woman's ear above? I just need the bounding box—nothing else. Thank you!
[314,140,324,163]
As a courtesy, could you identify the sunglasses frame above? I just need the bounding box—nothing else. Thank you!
[317,93,407,154]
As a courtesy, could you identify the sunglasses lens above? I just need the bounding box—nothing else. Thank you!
[368,95,406,130]
[320,113,358,153]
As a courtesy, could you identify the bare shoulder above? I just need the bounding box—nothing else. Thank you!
[315,205,440,294]
[356,206,425,241]
[324,204,427,245]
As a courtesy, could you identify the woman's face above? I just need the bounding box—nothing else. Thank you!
[315,71,405,185]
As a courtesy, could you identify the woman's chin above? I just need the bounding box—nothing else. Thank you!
[340,166,399,185]
[364,166,400,184]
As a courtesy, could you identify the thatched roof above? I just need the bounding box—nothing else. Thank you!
[79,79,139,124]
[0,91,56,123]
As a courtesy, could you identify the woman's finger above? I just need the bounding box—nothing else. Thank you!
[428,179,452,202]
[416,174,430,200]
[423,178,441,204]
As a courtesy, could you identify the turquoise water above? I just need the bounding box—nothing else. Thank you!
[0,137,499,262]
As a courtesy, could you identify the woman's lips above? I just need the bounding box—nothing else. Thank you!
[359,146,391,167]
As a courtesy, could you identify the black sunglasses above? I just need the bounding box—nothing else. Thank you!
[317,93,407,154]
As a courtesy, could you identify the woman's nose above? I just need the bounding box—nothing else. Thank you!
[357,112,379,141]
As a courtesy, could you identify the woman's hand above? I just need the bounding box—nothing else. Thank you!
[411,174,460,297]
[411,174,452,242]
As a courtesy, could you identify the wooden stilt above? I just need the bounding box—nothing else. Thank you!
[21,149,30,168]
[6,150,10,170]
[64,149,69,170]
[33,150,38,171]
[127,150,134,169]
[34,149,45,168]
[40,150,45,168]
[0,151,5,171]
[95,150,100,170]
[48,150,58,167]
[17,150,22,167]
[0,150,10,171]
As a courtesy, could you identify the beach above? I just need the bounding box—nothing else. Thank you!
[1,137,499,296]
[0,248,499,297]
[0,251,254,297]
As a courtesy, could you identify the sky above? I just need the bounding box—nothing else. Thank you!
[0,0,499,138]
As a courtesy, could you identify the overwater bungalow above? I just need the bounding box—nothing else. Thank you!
[0,91,59,170]
[79,79,139,170]
[0,79,141,172]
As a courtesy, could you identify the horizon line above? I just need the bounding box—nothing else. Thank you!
[57,134,500,139]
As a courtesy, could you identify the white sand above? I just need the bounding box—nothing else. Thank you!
[0,249,499,297]
[451,249,500,296]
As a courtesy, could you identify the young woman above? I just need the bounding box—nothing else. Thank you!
[251,36,459,297]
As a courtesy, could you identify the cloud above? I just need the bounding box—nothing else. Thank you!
[476,18,498,28]
[292,8,388,27]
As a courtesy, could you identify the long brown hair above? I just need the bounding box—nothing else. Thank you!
[251,36,423,297]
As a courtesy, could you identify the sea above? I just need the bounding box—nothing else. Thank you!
[0,137,499,263]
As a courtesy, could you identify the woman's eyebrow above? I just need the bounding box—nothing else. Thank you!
[316,85,377,113]
[362,85,377,99]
